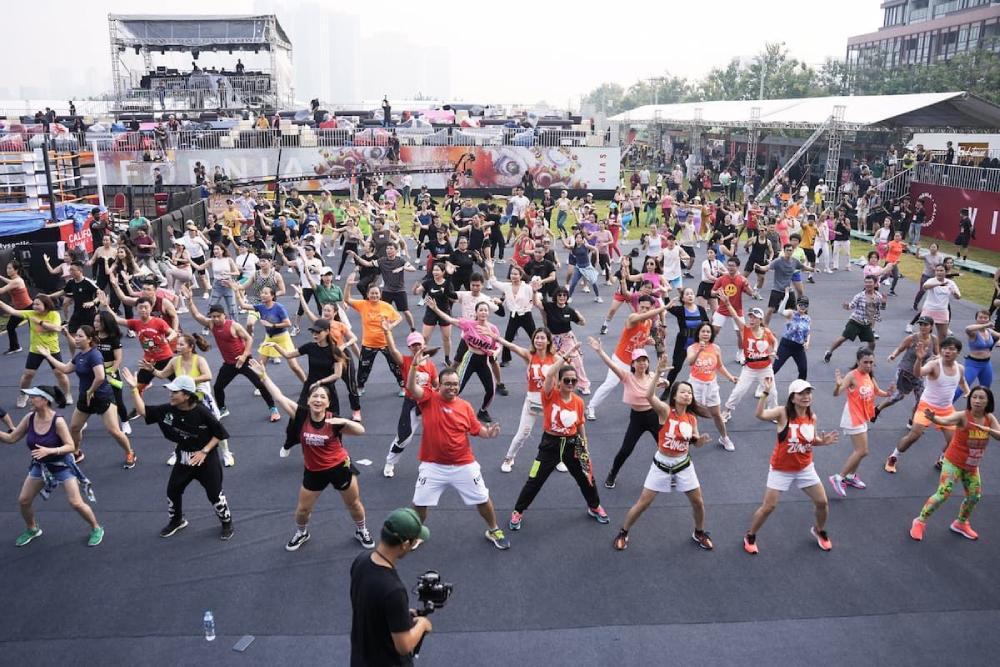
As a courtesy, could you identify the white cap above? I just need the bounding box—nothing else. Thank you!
[788,379,813,395]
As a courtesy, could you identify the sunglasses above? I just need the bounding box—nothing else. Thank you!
[562,378,578,385]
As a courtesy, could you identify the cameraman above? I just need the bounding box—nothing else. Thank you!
[350,508,432,666]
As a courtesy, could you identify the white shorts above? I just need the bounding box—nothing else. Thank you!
[689,377,721,407]
[642,453,700,493]
[711,311,740,330]
[413,461,490,506]
[840,405,869,435]
[766,463,822,492]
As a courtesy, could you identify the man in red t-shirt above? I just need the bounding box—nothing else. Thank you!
[406,348,509,550]
[510,351,609,530]
[102,294,177,394]
[711,257,756,359]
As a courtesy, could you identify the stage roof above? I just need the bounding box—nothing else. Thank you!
[610,92,1000,130]
[109,14,291,51]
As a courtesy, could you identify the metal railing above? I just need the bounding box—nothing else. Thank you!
[933,0,960,18]
[911,162,1000,193]
[75,127,610,152]
[873,167,914,203]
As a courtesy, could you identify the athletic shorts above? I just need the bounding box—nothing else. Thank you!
[895,370,923,395]
[422,308,452,327]
[382,291,409,313]
[711,311,739,330]
[696,282,714,301]
[642,453,699,493]
[690,377,721,407]
[412,461,489,506]
[767,290,788,311]
[667,276,683,289]
[259,332,294,358]
[302,460,356,492]
[766,463,821,492]
[791,271,803,283]
[841,319,875,343]
[26,350,62,371]
[245,309,261,325]
[137,357,172,386]
[77,393,113,415]
[913,400,955,429]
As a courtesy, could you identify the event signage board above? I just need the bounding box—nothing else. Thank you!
[909,182,1000,252]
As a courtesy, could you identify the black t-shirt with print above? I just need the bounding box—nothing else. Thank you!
[542,300,582,335]
[297,342,338,385]
[144,403,228,453]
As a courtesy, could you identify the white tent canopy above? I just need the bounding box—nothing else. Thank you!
[610,92,1000,130]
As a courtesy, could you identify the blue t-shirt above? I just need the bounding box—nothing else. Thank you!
[255,302,290,337]
[74,348,113,399]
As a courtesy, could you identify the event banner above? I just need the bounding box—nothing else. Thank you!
[97,145,622,193]
[909,182,1000,253]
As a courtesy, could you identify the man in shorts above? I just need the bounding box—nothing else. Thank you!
[885,336,969,473]
[406,349,509,550]
[711,257,755,361]
[823,276,884,362]
[754,243,808,326]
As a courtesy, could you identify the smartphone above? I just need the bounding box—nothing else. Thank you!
[233,635,255,652]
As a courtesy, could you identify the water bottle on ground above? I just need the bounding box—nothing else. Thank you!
[203,611,216,641]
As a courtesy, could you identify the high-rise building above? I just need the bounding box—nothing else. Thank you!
[846,0,1000,78]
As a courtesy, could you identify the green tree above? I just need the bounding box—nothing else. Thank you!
[582,82,626,115]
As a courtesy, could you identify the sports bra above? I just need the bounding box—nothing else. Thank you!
[969,330,996,353]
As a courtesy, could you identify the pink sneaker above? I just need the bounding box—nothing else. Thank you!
[909,518,925,541]
[949,520,979,540]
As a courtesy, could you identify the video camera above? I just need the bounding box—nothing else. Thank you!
[414,570,452,616]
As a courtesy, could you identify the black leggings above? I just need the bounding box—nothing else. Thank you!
[214,362,275,410]
[459,352,495,411]
[297,288,315,317]
[357,346,404,388]
[666,335,691,385]
[501,312,536,364]
[389,397,420,457]
[166,453,231,523]
[339,353,362,411]
[337,241,359,276]
[772,338,808,380]
[513,433,601,513]
[608,409,661,480]
[6,313,23,350]
[490,233,506,260]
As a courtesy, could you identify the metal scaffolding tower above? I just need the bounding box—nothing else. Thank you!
[824,105,846,202]
[755,115,833,203]
[745,106,760,180]
[689,107,703,167]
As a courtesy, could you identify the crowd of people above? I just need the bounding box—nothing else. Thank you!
[1,169,997,558]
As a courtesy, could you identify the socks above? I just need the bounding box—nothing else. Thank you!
[296,523,308,535]
[891,448,902,459]
[355,518,367,533]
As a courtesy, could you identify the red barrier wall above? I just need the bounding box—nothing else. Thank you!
[909,182,1000,252]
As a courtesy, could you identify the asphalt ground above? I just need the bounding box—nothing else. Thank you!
[1,238,997,666]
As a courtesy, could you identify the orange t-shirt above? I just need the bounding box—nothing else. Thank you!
[885,240,904,264]
[614,318,652,364]
[770,414,817,472]
[944,412,991,472]
[542,387,584,437]
[348,299,400,348]
[842,370,876,427]
[656,409,698,456]
[688,343,722,382]
[741,326,776,370]
[527,353,556,394]
[328,320,349,346]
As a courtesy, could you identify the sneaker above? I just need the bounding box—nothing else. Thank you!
[692,530,714,550]
[586,407,596,421]
[719,435,735,452]
[588,506,610,524]
[950,520,979,540]
[811,526,832,551]
[500,458,513,473]
[120,421,132,435]
[910,518,925,541]
[356,528,375,549]
[254,388,262,396]
[884,455,898,474]
[279,446,290,458]
[269,407,280,422]
[16,394,27,409]
[167,452,177,466]
[743,533,758,555]
[874,333,880,340]
[613,528,629,551]
[203,292,210,300]
[496,383,509,397]
[382,462,395,478]
[4,346,22,355]
[352,410,362,421]
[934,453,944,471]
[844,474,866,489]
[578,387,591,396]
[556,461,569,473]
[176,306,189,314]
[123,451,137,470]
[600,324,608,335]
[285,529,310,551]
[222,450,235,467]
[485,528,510,550]
[477,409,493,423]
[870,407,881,424]
[218,408,231,419]
[88,526,104,547]
[905,324,914,334]
[291,326,301,336]
[159,517,188,538]
[595,296,603,303]
[397,389,404,397]
[126,329,136,338]
[220,521,235,541]
[828,474,847,498]
[508,511,522,531]
[823,351,832,363]
[604,474,616,489]
[499,360,510,368]
[271,357,282,365]
[15,526,42,547]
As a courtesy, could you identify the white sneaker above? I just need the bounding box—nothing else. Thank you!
[176,306,189,314]
[586,407,596,421]
[905,324,914,333]
[500,458,513,473]
[203,292,210,300]
[555,461,569,473]
[126,329,136,338]
[382,462,395,478]
[594,296,603,303]
[719,435,735,452]
[120,421,132,435]
[254,388,261,396]
[222,450,235,467]
[279,446,290,458]
[167,452,177,466]
[66,394,74,405]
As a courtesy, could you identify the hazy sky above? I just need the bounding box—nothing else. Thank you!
[4,0,883,106]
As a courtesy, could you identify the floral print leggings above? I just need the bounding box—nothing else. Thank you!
[919,459,982,523]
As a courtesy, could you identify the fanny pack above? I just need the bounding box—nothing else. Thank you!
[653,454,692,475]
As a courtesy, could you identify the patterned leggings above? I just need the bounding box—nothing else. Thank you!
[919,460,982,523]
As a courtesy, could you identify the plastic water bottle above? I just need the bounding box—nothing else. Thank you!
[203,611,216,641]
